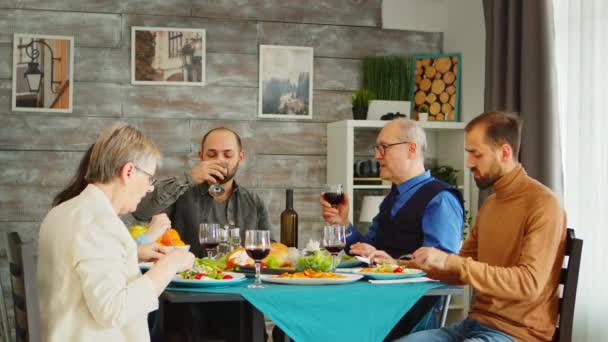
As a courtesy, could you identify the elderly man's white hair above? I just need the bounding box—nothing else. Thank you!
[396,118,427,162]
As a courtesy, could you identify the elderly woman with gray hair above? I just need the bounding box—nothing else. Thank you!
[37,122,194,342]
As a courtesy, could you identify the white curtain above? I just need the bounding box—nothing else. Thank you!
[553,0,608,341]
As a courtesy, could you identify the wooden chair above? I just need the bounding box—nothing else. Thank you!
[553,228,583,342]
[0,268,11,342]
[6,232,41,342]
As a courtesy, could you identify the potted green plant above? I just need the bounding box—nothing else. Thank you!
[418,105,429,121]
[352,89,372,120]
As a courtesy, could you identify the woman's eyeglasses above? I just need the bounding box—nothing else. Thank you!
[134,166,157,186]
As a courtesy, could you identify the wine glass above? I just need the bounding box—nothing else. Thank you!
[217,226,230,256]
[323,184,344,208]
[245,230,271,288]
[208,162,228,197]
[323,225,346,273]
[229,227,241,251]
[199,223,220,259]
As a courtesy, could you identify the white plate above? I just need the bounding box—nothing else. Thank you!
[260,273,363,285]
[170,272,246,287]
[356,268,426,280]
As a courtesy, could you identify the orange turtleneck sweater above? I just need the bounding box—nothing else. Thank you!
[431,165,566,342]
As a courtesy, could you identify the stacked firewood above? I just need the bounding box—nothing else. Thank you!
[413,56,459,121]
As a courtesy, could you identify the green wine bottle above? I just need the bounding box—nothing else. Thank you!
[280,189,298,247]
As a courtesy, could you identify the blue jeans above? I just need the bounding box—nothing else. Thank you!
[394,318,517,342]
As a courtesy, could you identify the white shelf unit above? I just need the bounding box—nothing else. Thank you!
[327,120,471,224]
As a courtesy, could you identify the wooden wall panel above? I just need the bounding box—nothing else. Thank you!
[315,57,362,91]
[253,155,325,188]
[0,81,122,117]
[126,118,192,153]
[259,22,442,58]
[191,0,381,27]
[252,122,327,155]
[0,115,190,152]
[206,53,258,87]
[0,45,9,79]
[0,0,192,15]
[313,90,354,122]
[0,9,122,48]
[0,186,56,221]
[0,151,85,187]
[0,115,110,150]
[75,48,129,83]
[122,85,257,120]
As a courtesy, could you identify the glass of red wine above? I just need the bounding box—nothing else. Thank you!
[323,225,346,273]
[199,223,220,259]
[323,184,344,208]
[208,162,228,198]
[245,230,271,288]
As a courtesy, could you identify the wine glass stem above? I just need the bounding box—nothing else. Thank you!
[207,249,213,259]
[255,261,262,285]
[331,254,337,273]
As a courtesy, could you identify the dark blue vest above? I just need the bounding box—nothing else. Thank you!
[375,180,464,258]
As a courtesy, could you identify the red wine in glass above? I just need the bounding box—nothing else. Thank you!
[245,248,270,261]
[201,242,220,251]
[245,230,271,288]
[323,192,344,206]
[325,244,345,255]
[323,225,346,272]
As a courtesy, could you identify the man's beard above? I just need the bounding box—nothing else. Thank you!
[473,174,499,190]
[471,164,501,190]
[219,162,240,184]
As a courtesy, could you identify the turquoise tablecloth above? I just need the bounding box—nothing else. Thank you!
[167,278,444,342]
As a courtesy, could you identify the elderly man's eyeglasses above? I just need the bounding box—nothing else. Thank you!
[134,166,157,186]
[373,141,412,156]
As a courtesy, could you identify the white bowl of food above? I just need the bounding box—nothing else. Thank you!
[160,245,191,253]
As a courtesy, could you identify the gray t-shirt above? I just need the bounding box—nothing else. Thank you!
[208,198,229,226]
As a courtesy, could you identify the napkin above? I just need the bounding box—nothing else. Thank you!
[368,277,438,284]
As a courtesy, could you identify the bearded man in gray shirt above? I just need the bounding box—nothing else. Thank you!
[134,127,272,341]
[133,127,271,257]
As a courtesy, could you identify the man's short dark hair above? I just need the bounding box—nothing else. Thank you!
[201,127,242,151]
[465,111,523,157]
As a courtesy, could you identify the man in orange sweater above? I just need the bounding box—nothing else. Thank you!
[378,112,566,342]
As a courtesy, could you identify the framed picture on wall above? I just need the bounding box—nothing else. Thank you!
[258,45,313,119]
[131,27,205,86]
[12,33,74,113]
[410,53,461,122]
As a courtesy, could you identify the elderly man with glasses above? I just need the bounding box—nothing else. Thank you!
[320,118,464,338]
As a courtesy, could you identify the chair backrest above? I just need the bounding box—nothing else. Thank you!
[6,232,41,342]
[0,268,11,342]
[553,228,583,342]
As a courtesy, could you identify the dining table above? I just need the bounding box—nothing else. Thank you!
[157,275,464,342]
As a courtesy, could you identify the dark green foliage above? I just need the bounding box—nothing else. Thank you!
[363,56,412,101]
